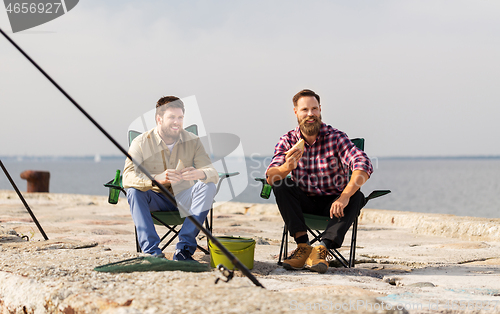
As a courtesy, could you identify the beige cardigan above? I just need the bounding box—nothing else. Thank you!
[123,127,219,196]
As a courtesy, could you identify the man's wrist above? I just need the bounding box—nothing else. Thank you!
[200,170,207,180]
[339,192,352,200]
[278,163,292,174]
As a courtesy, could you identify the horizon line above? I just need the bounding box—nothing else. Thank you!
[2,154,500,160]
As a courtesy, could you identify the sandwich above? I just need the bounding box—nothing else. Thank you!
[286,138,305,154]
[176,160,185,171]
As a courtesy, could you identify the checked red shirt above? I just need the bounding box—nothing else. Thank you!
[266,123,373,196]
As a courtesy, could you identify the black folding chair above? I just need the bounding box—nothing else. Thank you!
[256,138,390,268]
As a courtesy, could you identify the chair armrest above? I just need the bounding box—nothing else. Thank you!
[254,177,272,199]
[215,172,240,195]
[254,178,266,184]
[103,178,127,196]
[366,190,391,201]
[364,190,391,206]
[218,172,240,179]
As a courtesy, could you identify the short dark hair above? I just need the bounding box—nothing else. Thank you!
[292,89,320,107]
[156,96,185,117]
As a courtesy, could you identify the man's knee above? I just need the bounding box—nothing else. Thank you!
[126,188,144,202]
[271,178,295,195]
[205,182,216,197]
[194,181,216,198]
[350,190,365,211]
[126,188,151,217]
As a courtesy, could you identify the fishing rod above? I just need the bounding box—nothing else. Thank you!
[0,160,49,240]
[0,27,264,289]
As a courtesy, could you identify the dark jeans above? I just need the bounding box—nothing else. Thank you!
[273,177,365,248]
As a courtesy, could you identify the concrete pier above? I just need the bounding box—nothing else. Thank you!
[1,190,499,313]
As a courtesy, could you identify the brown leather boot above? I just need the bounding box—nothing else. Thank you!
[282,243,313,270]
[305,245,329,273]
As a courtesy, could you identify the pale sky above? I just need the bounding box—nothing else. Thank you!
[1,0,500,158]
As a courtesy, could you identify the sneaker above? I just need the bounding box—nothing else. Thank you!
[152,253,166,259]
[282,243,312,270]
[173,248,196,262]
[305,245,329,273]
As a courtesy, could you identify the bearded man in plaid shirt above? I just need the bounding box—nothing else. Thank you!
[266,89,373,273]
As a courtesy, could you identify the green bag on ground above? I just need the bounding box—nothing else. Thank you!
[94,257,210,273]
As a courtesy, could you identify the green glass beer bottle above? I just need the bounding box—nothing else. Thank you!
[260,183,272,199]
[108,170,121,204]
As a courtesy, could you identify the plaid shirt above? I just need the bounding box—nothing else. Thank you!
[266,123,373,196]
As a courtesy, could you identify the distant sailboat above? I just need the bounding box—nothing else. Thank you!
[94,154,101,163]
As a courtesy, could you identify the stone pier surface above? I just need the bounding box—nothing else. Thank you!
[1,190,499,313]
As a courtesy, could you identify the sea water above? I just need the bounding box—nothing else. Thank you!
[1,156,499,218]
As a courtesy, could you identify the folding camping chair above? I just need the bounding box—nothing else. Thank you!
[255,138,390,268]
[105,123,238,255]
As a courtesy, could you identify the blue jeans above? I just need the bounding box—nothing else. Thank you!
[127,181,216,256]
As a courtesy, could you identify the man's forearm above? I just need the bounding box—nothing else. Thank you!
[340,170,369,198]
[266,148,304,185]
[266,165,292,185]
[330,170,370,218]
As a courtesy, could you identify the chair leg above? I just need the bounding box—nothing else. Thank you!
[159,228,175,243]
[156,224,209,254]
[331,247,349,268]
[160,225,180,251]
[210,206,213,233]
[149,209,213,255]
[306,226,350,268]
[135,227,141,253]
[278,224,288,266]
[196,245,209,254]
[205,207,213,253]
[308,228,322,246]
[349,217,358,268]
[276,223,355,268]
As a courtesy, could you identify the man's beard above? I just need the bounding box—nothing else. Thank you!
[162,124,181,142]
[298,115,322,136]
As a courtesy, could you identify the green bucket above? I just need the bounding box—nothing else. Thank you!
[209,236,256,270]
